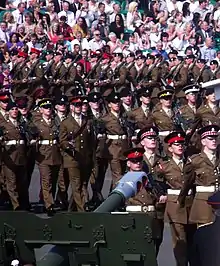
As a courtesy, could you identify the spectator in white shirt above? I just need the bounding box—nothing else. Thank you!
[0,21,10,43]
[12,2,25,25]
[71,31,90,51]
[58,1,76,27]
[89,30,106,51]
[103,0,114,15]
[109,3,124,24]
[26,33,43,52]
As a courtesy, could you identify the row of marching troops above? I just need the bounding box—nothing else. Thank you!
[1,47,220,265]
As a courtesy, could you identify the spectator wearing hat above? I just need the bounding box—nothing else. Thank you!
[133,126,166,256]
[32,98,62,216]
[191,190,220,266]
[2,100,30,211]
[98,91,130,189]
[157,131,195,266]
[178,124,220,226]
[127,86,154,135]
[59,90,95,212]
[197,85,220,126]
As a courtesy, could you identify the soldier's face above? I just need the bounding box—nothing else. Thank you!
[186,93,197,103]
[160,97,172,107]
[109,102,120,112]
[70,103,82,114]
[141,136,157,150]
[56,104,66,112]
[89,101,99,110]
[122,95,132,105]
[19,107,28,115]
[9,107,18,118]
[140,95,151,105]
[82,103,88,112]
[40,106,52,116]
[0,100,8,110]
[169,143,184,156]
[127,159,143,171]
[206,93,216,103]
[202,136,218,150]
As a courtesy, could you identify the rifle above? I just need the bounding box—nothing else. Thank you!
[138,62,157,86]
[85,57,103,81]
[172,61,184,81]
[23,59,41,81]
[49,60,64,84]
[130,82,138,108]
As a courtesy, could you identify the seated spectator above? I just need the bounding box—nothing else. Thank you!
[109,14,124,40]
[6,32,24,52]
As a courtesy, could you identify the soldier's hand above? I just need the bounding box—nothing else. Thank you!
[30,139,37,145]
[56,79,61,84]
[94,81,99,86]
[22,79,27,83]
[186,129,192,135]
[159,195,167,203]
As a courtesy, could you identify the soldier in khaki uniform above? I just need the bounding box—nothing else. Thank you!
[59,91,95,211]
[128,126,166,256]
[127,86,154,134]
[58,52,77,97]
[2,100,29,210]
[157,131,195,266]
[197,87,220,126]
[87,92,108,204]
[99,91,130,189]
[0,91,10,206]
[54,95,69,209]
[32,98,61,216]
[178,125,220,226]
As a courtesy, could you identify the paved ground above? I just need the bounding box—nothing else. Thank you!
[29,166,175,266]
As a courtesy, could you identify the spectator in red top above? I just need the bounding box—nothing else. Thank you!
[77,49,91,74]
[58,16,74,39]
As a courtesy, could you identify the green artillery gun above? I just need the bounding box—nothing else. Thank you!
[0,172,158,266]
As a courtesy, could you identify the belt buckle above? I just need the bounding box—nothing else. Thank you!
[49,139,53,145]
[118,135,122,140]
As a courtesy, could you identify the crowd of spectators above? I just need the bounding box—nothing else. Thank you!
[0,0,220,66]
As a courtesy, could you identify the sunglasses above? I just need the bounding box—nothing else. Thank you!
[42,105,52,109]
[1,100,9,103]
[162,96,172,100]
[95,33,101,36]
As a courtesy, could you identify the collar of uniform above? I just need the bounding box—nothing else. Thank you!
[172,156,183,166]
[110,110,119,118]
[56,111,66,120]
[188,103,196,110]
[9,117,17,125]
[42,116,51,124]
[0,109,6,118]
[72,113,82,120]
[141,104,149,114]
[204,149,216,162]
[144,151,155,162]
[91,108,100,118]
[122,103,131,112]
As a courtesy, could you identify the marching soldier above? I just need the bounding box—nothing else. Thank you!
[178,124,220,226]
[11,50,28,98]
[135,126,166,255]
[180,84,201,155]
[130,55,146,85]
[152,86,177,143]
[107,52,127,90]
[157,131,196,266]
[59,90,95,211]
[119,87,133,114]
[127,86,154,133]
[54,95,69,209]
[99,91,130,189]
[209,60,220,80]
[49,51,64,97]
[197,87,220,126]
[31,87,48,119]
[32,98,62,216]
[193,59,211,83]
[87,92,108,205]
[2,100,29,210]
[58,52,77,97]
[16,96,36,188]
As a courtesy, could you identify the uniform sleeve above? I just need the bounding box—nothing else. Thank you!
[178,158,196,205]
[61,66,77,85]
[59,121,70,151]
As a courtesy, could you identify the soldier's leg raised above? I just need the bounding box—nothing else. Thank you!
[109,158,126,189]
[56,166,69,208]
